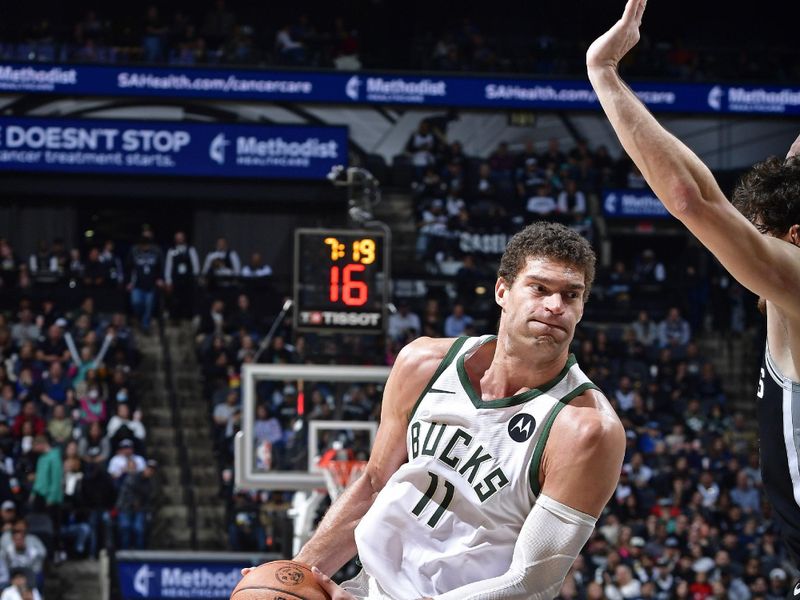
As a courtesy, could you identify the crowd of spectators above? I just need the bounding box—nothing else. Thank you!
[3,4,798,83]
[1,4,362,71]
[0,287,152,596]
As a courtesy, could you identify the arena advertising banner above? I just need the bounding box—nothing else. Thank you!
[1,63,799,115]
[0,116,347,179]
[118,559,245,599]
[602,189,672,219]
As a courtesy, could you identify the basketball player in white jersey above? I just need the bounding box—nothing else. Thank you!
[278,221,626,599]
[586,0,800,591]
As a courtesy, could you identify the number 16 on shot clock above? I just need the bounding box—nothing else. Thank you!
[294,228,390,333]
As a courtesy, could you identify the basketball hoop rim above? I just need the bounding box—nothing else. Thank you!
[321,459,368,499]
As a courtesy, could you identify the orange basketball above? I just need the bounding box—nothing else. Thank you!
[230,560,330,600]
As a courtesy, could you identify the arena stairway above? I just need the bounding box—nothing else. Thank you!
[696,327,761,417]
[163,322,227,550]
[43,555,105,600]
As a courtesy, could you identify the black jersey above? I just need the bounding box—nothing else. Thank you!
[757,346,800,562]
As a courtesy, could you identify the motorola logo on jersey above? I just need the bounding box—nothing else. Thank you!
[508,413,536,442]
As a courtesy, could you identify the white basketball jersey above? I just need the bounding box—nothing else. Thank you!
[353,335,598,599]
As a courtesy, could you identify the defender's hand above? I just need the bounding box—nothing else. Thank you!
[312,567,356,600]
[586,0,647,70]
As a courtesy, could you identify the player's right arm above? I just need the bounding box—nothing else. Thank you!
[294,337,455,576]
[586,0,800,318]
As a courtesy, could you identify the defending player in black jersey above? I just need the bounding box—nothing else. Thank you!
[588,0,800,585]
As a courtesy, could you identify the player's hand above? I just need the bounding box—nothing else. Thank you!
[586,0,647,70]
[311,566,356,600]
[787,132,800,158]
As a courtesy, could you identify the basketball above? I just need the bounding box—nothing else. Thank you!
[230,561,330,600]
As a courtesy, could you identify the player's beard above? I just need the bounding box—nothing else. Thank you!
[757,296,767,315]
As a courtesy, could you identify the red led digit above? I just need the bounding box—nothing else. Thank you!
[329,266,340,302]
[342,264,368,306]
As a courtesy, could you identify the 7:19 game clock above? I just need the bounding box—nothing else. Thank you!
[294,228,390,333]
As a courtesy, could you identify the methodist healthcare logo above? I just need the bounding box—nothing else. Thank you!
[361,77,447,103]
[209,133,229,165]
[133,565,155,597]
[0,65,78,92]
[233,135,339,168]
[345,75,361,101]
[707,85,724,111]
[123,562,243,598]
[603,190,671,219]
[726,86,800,114]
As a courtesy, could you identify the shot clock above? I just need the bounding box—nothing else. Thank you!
[293,228,389,333]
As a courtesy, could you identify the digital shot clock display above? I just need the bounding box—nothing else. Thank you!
[293,228,389,333]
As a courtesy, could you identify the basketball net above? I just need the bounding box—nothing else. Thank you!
[322,460,367,501]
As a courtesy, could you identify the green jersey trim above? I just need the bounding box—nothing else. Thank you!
[528,381,601,497]
[407,336,470,424]
[456,339,578,409]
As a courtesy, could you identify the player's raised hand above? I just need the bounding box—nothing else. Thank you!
[586,0,647,70]
[787,132,800,158]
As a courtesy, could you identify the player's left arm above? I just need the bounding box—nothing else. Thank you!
[433,390,625,600]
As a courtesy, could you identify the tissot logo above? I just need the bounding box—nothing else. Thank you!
[508,413,536,442]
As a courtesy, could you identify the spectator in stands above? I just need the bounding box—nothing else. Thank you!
[540,137,566,168]
[81,447,116,557]
[37,361,72,415]
[633,248,666,284]
[0,385,20,428]
[106,404,145,451]
[107,439,145,481]
[141,5,168,62]
[36,323,69,367]
[9,310,38,349]
[415,199,449,262]
[0,568,41,600]
[275,24,306,65]
[406,121,438,183]
[443,302,474,337]
[164,231,200,321]
[488,141,515,183]
[229,294,258,335]
[0,520,46,584]
[525,183,558,216]
[78,422,110,466]
[202,237,241,284]
[557,179,588,223]
[387,301,421,343]
[11,403,44,440]
[202,0,235,44]
[127,228,164,333]
[60,457,90,558]
[241,252,272,281]
[0,240,17,289]
[657,307,691,349]
[99,240,123,288]
[27,241,57,282]
[630,310,658,349]
[81,247,108,288]
[46,405,71,448]
[115,459,157,550]
[31,435,62,533]
[77,385,106,427]
[213,390,240,448]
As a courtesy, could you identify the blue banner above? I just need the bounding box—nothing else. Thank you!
[1,63,799,115]
[602,189,672,219]
[118,560,245,599]
[0,117,347,179]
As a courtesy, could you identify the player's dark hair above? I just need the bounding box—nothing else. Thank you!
[733,156,800,236]
[498,222,595,299]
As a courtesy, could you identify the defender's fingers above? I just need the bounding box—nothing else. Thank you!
[634,0,647,26]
